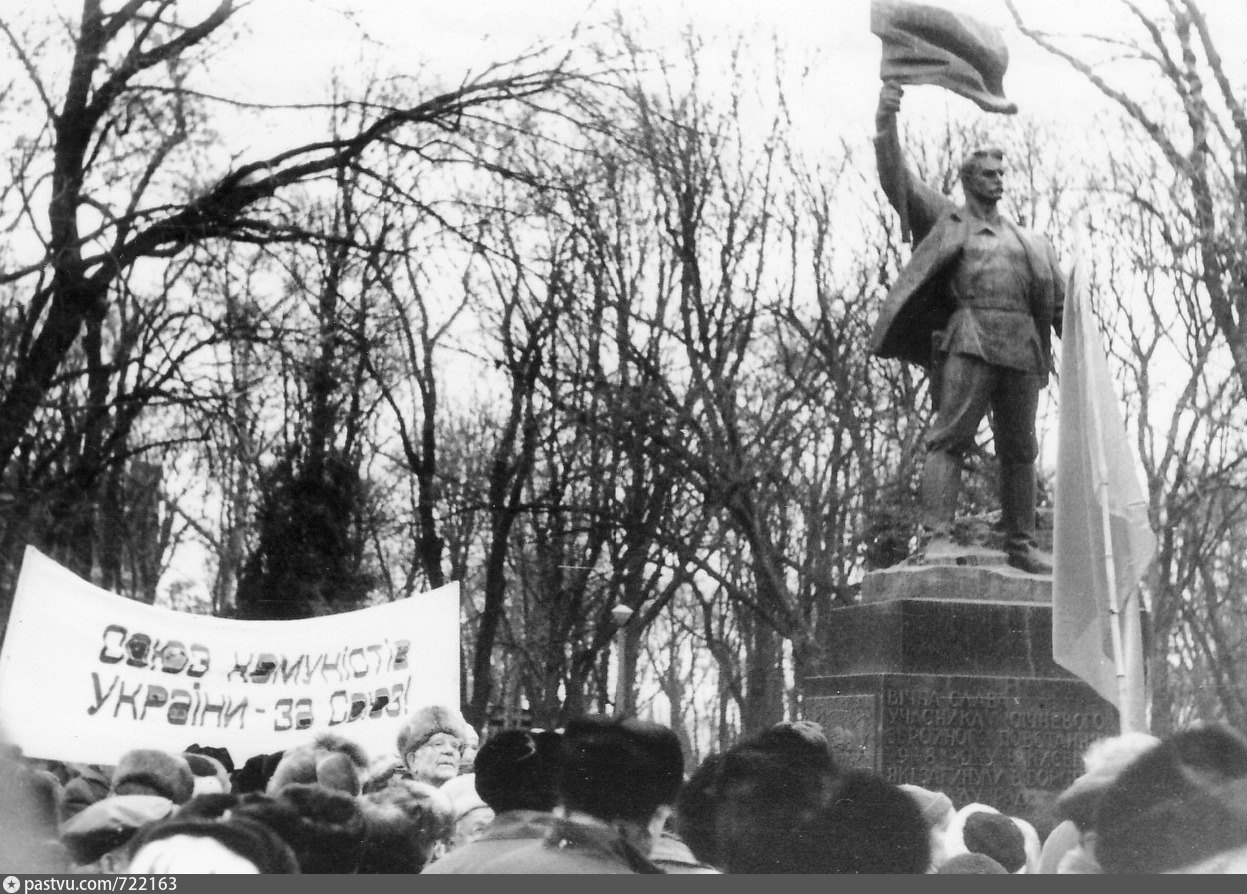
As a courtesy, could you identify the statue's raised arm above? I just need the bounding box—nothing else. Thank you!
[874,82,954,245]
[875,81,907,220]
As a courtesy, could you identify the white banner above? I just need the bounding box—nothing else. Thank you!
[0,546,460,766]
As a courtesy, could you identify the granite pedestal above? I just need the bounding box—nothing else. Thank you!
[802,556,1117,825]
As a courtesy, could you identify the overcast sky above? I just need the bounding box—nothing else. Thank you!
[188,0,1165,157]
[12,1,1244,177]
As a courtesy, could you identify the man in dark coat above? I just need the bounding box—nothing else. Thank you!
[463,716,680,873]
[871,81,1064,574]
[421,729,562,873]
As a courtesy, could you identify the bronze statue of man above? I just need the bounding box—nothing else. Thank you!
[870,82,1064,574]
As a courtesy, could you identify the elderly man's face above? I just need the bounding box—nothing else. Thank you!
[452,805,495,850]
[406,732,463,785]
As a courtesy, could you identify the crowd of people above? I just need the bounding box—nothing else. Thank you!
[2,706,1246,873]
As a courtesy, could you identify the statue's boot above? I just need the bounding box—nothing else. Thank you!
[920,450,962,561]
[1001,461,1053,575]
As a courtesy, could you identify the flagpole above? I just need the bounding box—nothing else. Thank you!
[1075,252,1135,732]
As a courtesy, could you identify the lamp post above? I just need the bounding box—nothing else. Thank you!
[610,603,635,713]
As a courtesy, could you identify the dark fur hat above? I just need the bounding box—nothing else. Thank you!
[357,779,455,873]
[234,784,365,873]
[1094,726,1247,873]
[794,770,930,874]
[558,715,682,824]
[111,750,194,805]
[473,729,562,813]
[265,733,369,796]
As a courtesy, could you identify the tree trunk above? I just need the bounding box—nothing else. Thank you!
[741,613,785,736]
[618,622,641,716]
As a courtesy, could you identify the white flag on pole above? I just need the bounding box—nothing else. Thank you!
[1052,237,1156,731]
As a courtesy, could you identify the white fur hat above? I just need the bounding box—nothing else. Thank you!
[396,705,470,758]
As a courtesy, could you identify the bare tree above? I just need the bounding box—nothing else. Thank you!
[1080,139,1247,733]
[0,0,576,491]
[1007,0,1247,394]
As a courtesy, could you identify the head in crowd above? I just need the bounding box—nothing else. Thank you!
[232,751,285,795]
[937,852,1009,874]
[175,793,240,821]
[182,752,231,797]
[16,762,60,839]
[266,733,369,796]
[183,744,234,777]
[60,763,112,822]
[59,794,176,871]
[440,773,494,849]
[1039,731,1162,873]
[233,783,365,873]
[558,715,683,830]
[793,770,931,873]
[473,728,563,815]
[899,784,955,869]
[1057,731,1161,831]
[620,719,685,811]
[944,802,996,861]
[746,720,836,773]
[460,724,481,776]
[675,752,725,865]
[962,809,1027,873]
[1,741,69,872]
[684,721,837,872]
[362,755,406,794]
[126,816,299,874]
[356,778,455,873]
[111,749,194,805]
[397,705,470,787]
[1093,725,1247,873]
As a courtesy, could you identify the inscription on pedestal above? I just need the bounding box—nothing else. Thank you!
[803,674,1117,820]
[804,694,879,770]
[879,677,1113,813]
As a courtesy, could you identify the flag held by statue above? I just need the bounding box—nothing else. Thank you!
[871,0,1019,114]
